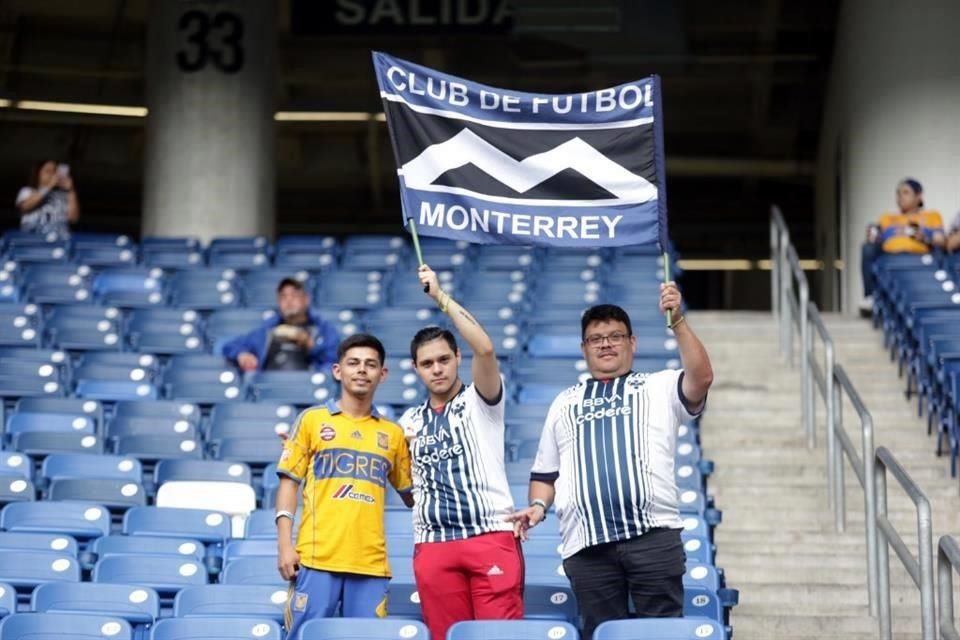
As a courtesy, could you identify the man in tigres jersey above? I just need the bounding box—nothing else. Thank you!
[275,333,413,636]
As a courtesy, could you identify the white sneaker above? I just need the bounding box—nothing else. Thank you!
[859,296,874,314]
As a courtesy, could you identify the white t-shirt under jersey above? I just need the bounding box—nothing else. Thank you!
[400,381,515,544]
[530,369,702,559]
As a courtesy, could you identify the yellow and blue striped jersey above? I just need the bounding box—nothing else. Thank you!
[277,400,412,577]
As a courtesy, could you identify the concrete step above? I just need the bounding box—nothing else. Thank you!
[687,311,960,640]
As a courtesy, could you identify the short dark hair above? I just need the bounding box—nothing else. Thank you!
[337,333,386,366]
[410,326,459,363]
[581,304,633,340]
[277,277,305,293]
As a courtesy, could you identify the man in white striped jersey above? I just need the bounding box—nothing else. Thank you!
[399,264,523,640]
[508,284,713,640]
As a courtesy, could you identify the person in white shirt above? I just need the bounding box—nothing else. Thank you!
[399,264,522,640]
[16,160,80,239]
[508,285,713,640]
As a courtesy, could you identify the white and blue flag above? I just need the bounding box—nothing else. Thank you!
[373,51,669,249]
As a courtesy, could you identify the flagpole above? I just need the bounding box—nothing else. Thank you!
[406,217,430,292]
[664,251,672,327]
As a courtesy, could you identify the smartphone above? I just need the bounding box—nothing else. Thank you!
[57,164,70,177]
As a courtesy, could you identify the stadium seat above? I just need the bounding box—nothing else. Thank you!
[522,584,578,624]
[47,478,147,510]
[42,454,143,485]
[32,582,160,624]
[593,617,727,639]
[213,438,284,466]
[222,539,276,564]
[0,478,35,505]
[0,452,35,481]
[0,612,132,640]
[13,431,105,457]
[94,555,207,595]
[155,460,252,486]
[75,380,159,402]
[113,400,201,424]
[295,618,429,640]
[0,549,80,589]
[114,435,203,461]
[150,617,282,640]
[447,620,579,640]
[220,557,282,587]
[123,506,231,544]
[1,501,111,539]
[0,583,13,617]
[106,416,199,441]
[173,584,289,621]
[0,532,78,557]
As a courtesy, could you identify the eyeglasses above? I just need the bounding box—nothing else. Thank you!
[584,332,629,347]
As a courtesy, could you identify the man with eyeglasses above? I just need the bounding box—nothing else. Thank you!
[507,283,714,640]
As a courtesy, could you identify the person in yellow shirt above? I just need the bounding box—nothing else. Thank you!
[274,333,413,636]
[860,178,945,314]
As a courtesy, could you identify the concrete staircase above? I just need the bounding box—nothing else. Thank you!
[691,311,960,640]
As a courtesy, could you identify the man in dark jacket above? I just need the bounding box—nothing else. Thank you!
[222,278,339,371]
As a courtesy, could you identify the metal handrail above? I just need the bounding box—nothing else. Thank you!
[771,205,813,447]
[939,536,960,640]
[833,363,879,615]
[875,446,936,639]
[807,302,836,508]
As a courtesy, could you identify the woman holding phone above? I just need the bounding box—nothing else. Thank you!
[15,159,80,239]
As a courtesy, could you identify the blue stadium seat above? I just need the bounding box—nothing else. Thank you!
[74,245,138,268]
[245,371,332,406]
[208,416,290,442]
[1,501,111,539]
[295,618,428,640]
[114,435,203,461]
[151,617,281,640]
[106,416,199,441]
[113,400,201,424]
[219,557,282,587]
[156,459,252,487]
[222,540,276,564]
[80,351,160,373]
[32,582,160,624]
[74,363,154,385]
[683,586,724,623]
[521,585,578,624]
[12,432,105,457]
[123,507,231,544]
[0,478,34,505]
[0,532,77,557]
[93,555,207,595]
[47,479,147,510]
[0,583,13,617]
[75,380,159,402]
[244,510,282,540]
[594,617,727,640]
[447,620,578,640]
[0,375,64,399]
[0,549,80,589]
[385,581,421,619]
[0,452,34,480]
[0,612,132,640]
[214,438,284,466]
[90,535,205,563]
[173,584,289,622]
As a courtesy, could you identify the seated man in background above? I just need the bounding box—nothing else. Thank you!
[222,277,339,371]
[860,178,945,314]
[947,210,960,254]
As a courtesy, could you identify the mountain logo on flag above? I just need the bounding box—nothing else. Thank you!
[399,128,658,206]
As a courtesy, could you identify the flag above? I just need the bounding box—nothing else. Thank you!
[373,51,669,250]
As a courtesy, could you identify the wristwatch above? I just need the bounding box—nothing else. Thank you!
[530,499,548,520]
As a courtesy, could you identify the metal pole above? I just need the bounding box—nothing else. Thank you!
[864,413,878,617]
[940,538,958,640]
[917,501,936,639]
[833,379,846,533]
[770,218,780,320]
[876,458,891,638]
[801,282,813,448]
[825,340,836,509]
[780,229,791,362]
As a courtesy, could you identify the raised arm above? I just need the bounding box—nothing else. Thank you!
[660,281,713,411]
[418,264,501,403]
